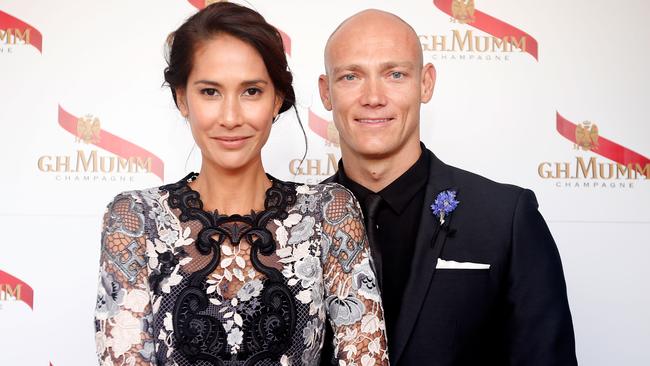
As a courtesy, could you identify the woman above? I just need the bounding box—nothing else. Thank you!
[94,3,388,365]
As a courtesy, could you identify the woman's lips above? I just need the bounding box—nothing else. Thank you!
[212,136,251,148]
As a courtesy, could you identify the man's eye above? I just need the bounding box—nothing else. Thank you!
[343,74,356,81]
[243,88,262,96]
[202,88,219,96]
[391,71,404,79]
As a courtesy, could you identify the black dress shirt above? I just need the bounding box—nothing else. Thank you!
[336,149,430,336]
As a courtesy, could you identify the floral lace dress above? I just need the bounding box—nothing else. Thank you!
[95,173,388,366]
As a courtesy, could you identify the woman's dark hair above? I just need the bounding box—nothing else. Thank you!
[164,2,295,114]
[166,2,308,174]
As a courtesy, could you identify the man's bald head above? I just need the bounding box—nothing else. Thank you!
[317,8,435,186]
[324,9,423,74]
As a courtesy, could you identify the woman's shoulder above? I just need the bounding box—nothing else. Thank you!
[102,185,172,232]
[288,181,363,220]
[104,173,194,209]
[292,181,356,199]
[105,185,165,208]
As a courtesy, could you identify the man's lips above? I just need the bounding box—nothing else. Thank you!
[354,118,395,124]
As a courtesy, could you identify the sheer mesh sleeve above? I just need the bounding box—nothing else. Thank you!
[320,185,389,365]
[95,193,156,365]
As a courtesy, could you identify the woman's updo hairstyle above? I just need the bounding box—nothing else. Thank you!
[164,2,295,114]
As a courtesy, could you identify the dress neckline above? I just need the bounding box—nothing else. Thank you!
[182,172,275,218]
[163,172,297,224]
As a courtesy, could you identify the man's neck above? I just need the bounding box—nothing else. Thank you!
[340,142,422,192]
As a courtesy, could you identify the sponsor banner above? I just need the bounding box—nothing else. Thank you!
[420,0,538,62]
[288,152,339,183]
[0,10,42,53]
[37,105,165,181]
[556,112,649,174]
[282,109,339,183]
[537,113,648,189]
[0,270,34,310]
[0,2,647,366]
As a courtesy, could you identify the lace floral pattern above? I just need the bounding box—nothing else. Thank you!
[95,175,388,365]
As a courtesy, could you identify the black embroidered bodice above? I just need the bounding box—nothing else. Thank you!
[95,174,389,366]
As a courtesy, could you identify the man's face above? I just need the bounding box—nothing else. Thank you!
[319,13,435,160]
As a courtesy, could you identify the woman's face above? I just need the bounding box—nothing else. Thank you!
[176,33,283,173]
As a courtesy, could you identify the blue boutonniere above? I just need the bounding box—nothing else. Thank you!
[430,190,459,225]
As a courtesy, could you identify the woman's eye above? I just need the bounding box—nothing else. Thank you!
[202,88,219,96]
[244,88,262,96]
[390,71,404,79]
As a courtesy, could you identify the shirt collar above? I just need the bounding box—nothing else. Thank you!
[337,160,373,214]
[337,146,430,215]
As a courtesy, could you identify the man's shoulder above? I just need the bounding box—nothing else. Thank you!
[445,162,524,198]
[321,174,337,184]
[431,152,533,215]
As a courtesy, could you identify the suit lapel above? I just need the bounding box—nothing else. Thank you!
[391,151,455,364]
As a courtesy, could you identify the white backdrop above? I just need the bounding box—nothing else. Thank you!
[0,0,648,365]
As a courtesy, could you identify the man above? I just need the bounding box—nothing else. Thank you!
[318,9,577,366]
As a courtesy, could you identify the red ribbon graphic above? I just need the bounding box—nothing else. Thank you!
[0,270,34,310]
[186,1,291,55]
[556,112,649,177]
[58,105,165,180]
[308,109,331,142]
[308,109,340,144]
[187,0,207,9]
[0,10,42,53]
[278,30,291,57]
[433,0,538,60]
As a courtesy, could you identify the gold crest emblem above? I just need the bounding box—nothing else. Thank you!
[76,115,101,144]
[326,121,340,147]
[574,121,599,151]
[451,0,476,24]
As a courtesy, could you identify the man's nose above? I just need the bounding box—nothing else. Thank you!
[360,77,387,107]
[219,95,243,128]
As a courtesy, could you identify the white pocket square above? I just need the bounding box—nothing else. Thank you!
[436,259,490,269]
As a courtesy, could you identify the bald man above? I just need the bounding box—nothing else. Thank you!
[319,10,577,366]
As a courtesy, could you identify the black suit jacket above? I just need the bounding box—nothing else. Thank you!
[321,149,577,366]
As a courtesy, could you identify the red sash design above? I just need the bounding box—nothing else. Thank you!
[556,112,649,177]
[58,105,165,180]
[308,109,332,142]
[187,0,207,9]
[433,0,538,60]
[0,10,43,53]
[0,270,34,310]
[308,109,338,144]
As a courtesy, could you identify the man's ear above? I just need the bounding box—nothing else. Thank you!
[420,63,436,103]
[175,88,189,117]
[318,74,333,111]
